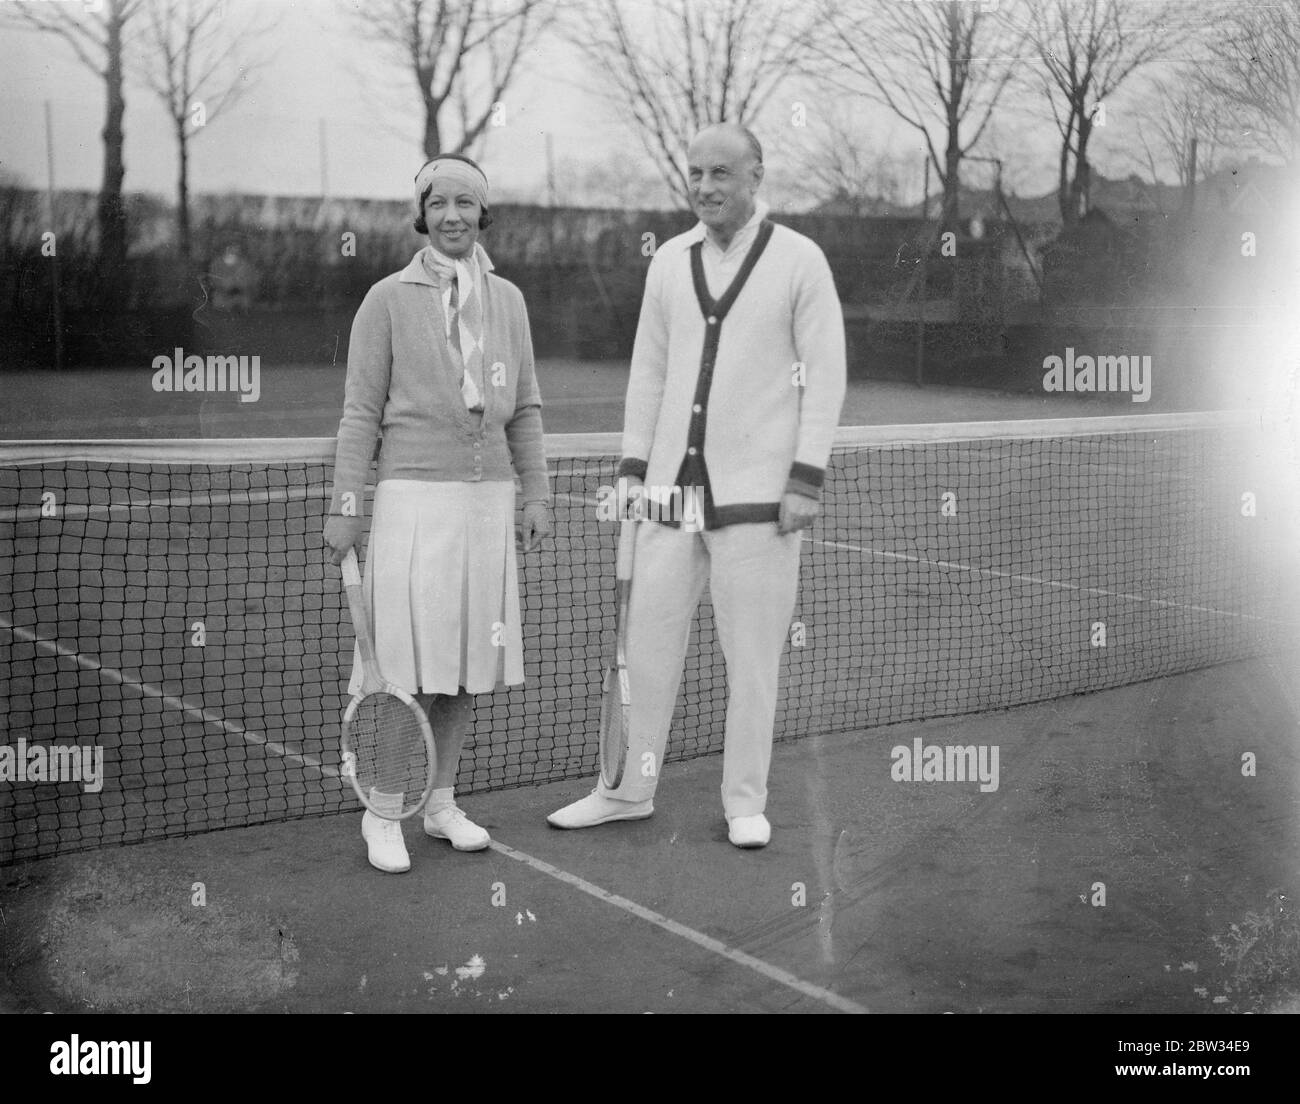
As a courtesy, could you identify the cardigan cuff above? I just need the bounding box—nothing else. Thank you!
[616,457,648,481]
[784,461,825,502]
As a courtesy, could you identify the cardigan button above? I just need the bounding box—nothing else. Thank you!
[687,447,698,456]
[707,316,717,325]
[692,404,702,413]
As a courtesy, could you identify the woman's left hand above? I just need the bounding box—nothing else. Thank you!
[519,501,552,553]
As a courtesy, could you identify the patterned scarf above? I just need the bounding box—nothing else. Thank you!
[421,243,489,411]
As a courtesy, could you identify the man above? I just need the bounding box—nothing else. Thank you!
[549,123,846,848]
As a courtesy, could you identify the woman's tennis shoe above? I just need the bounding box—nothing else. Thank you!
[547,790,654,829]
[361,810,411,873]
[727,814,771,849]
[424,805,490,851]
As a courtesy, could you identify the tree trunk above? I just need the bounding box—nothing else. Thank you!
[177,117,191,261]
[942,138,962,230]
[422,86,442,159]
[942,7,963,231]
[99,0,128,275]
[1068,109,1094,228]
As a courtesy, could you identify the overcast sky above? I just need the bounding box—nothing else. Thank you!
[0,0,651,203]
[0,0,1226,211]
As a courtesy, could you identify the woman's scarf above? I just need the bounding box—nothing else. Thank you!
[421,242,493,411]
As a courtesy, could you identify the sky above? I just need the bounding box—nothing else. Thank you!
[0,0,1228,212]
[0,0,650,203]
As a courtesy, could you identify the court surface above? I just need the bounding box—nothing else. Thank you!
[2,653,1297,1013]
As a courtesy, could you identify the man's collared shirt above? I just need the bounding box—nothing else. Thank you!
[689,200,771,299]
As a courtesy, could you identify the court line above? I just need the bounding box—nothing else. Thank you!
[807,536,1289,625]
[488,838,868,1014]
[556,498,1285,626]
[558,493,1285,626]
[0,617,338,780]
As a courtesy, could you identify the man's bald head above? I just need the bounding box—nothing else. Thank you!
[689,123,763,169]
[686,123,765,247]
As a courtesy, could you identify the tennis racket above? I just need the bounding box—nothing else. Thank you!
[599,517,636,789]
[339,548,436,820]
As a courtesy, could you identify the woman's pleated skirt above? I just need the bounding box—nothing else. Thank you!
[348,479,524,697]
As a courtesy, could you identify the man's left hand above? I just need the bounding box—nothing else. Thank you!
[777,492,819,535]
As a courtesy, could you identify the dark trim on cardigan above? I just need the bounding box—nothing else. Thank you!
[670,220,776,530]
[786,460,826,501]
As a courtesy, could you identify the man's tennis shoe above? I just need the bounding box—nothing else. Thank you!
[547,790,654,829]
[424,805,490,851]
[361,810,411,873]
[728,813,771,849]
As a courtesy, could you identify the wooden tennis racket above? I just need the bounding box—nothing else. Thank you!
[599,518,636,789]
[339,548,436,820]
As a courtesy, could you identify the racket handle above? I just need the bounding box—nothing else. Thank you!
[615,518,636,581]
[340,549,380,674]
[341,547,362,588]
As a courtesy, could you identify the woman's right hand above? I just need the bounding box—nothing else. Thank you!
[324,515,365,565]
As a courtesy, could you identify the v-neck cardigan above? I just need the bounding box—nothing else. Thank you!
[330,252,549,519]
[618,221,846,528]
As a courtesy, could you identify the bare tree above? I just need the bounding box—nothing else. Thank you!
[1197,0,1300,165]
[1028,0,1193,227]
[811,0,1027,229]
[1132,70,1224,197]
[3,0,145,271]
[344,0,552,160]
[135,0,274,259]
[564,0,819,207]
[790,109,910,215]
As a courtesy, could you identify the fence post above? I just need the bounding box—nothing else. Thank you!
[916,156,929,387]
[45,99,64,371]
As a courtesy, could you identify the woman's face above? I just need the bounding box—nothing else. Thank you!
[423,182,481,258]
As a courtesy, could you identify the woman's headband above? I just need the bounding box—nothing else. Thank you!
[414,157,490,210]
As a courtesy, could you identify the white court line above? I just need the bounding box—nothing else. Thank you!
[0,618,338,780]
[560,493,1284,625]
[807,536,1288,625]
[487,838,868,1014]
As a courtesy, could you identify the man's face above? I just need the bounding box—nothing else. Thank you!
[687,132,762,239]
[422,181,481,258]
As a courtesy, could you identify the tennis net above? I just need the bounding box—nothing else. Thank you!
[2,412,1296,863]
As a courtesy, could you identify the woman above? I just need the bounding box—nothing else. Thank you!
[324,154,551,873]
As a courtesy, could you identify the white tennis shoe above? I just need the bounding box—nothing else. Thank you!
[361,809,411,873]
[727,813,771,849]
[547,789,654,829]
[424,805,491,851]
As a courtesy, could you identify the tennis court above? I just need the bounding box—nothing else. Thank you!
[2,378,1299,1013]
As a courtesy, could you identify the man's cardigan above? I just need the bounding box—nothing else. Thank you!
[617,218,847,529]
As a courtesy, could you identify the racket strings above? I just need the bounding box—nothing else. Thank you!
[345,692,432,811]
[599,667,629,788]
